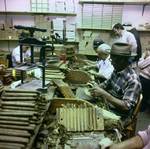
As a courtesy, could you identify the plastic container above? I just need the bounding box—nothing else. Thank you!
[60,54,66,64]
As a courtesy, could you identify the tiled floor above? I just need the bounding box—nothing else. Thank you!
[135,106,150,135]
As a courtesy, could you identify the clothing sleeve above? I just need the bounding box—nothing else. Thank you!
[13,49,20,62]
[123,74,141,109]
[127,32,137,53]
[138,56,150,69]
[102,73,112,89]
[26,51,31,57]
[138,125,150,147]
[99,65,114,79]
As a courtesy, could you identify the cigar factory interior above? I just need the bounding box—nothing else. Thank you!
[0,0,150,149]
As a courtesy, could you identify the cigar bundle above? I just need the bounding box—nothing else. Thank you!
[0,89,48,149]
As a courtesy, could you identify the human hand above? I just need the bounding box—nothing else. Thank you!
[0,64,6,72]
[88,86,106,97]
[99,138,116,149]
[88,81,98,88]
[142,52,147,59]
[83,66,89,70]
[88,70,96,75]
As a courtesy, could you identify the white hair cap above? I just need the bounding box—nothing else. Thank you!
[97,44,111,53]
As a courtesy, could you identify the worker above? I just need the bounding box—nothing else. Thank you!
[12,30,31,67]
[0,64,6,72]
[99,125,150,149]
[84,43,114,83]
[113,23,137,69]
[84,38,104,65]
[138,45,150,112]
[89,42,142,125]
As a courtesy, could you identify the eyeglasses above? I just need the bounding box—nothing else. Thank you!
[109,58,122,63]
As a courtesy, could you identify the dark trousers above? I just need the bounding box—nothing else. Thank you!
[140,76,150,111]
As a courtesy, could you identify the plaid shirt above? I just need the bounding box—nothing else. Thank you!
[102,65,142,109]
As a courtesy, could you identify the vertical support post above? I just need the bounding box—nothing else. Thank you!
[20,45,23,84]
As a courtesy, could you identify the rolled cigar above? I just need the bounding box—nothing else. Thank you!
[1,97,37,101]
[0,120,29,126]
[3,92,38,97]
[0,116,29,121]
[1,102,35,107]
[2,106,37,111]
[0,142,25,148]
[0,112,34,117]
[0,144,21,149]
[0,128,31,137]
[0,135,29,143]
[2,109,38,115]
[0,124,35,130]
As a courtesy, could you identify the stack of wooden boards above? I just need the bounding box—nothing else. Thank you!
[0,89,47,149]
[44,70,65,82]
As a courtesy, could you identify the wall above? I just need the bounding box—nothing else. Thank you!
[0,0,150,52]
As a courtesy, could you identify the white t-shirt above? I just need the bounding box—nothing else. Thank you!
[96,55,114,79]
[12,46,31,67]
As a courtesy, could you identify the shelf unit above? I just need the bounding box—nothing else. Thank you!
[0,39,79,44]
[0,11,78,50]
[77,27,150,32]
[78,0,150,5]
[77,0,150,56]
[0,11,77,16]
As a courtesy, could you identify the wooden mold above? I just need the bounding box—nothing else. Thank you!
[52,79,75,98]
[56,107,104,132]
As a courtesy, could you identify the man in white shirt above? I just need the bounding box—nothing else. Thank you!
[113,23,137,68]
[12,30,31,67]
[84,43,114,82]
[12,45,31,67]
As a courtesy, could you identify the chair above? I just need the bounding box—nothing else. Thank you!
[0,59,9,78]
[125,94,143,138]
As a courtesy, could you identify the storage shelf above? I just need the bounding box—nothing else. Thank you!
[0,11,77,16]
[76,27,150,32]
[0,38,79,43]
[78,0,150,5]
[77,27,112,30]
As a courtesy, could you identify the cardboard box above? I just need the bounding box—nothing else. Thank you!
[5,18,13,28]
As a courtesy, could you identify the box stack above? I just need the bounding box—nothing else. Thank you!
[102,5,113,29]
[53,18,66,38]
[66,23,76,41]
[78,40,87,54]
[100,31,110,44]
[140,36,150,53]
[112,5,123,25]
[0,23,4,30]
[82,4,93,28]
[34,15,52,39]
[92,4,103,28]
[78,30,110,55]
[31,0,49,12]
[0,18,18,39]
[91,32,100,41]
[55,0,65,12]
[65,0,75,13]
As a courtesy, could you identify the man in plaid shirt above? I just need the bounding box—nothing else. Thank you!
[89,42,142,125]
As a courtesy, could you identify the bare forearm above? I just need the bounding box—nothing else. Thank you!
[94,72,106,79]
[115,135,144,149]
[100,90,129,111]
